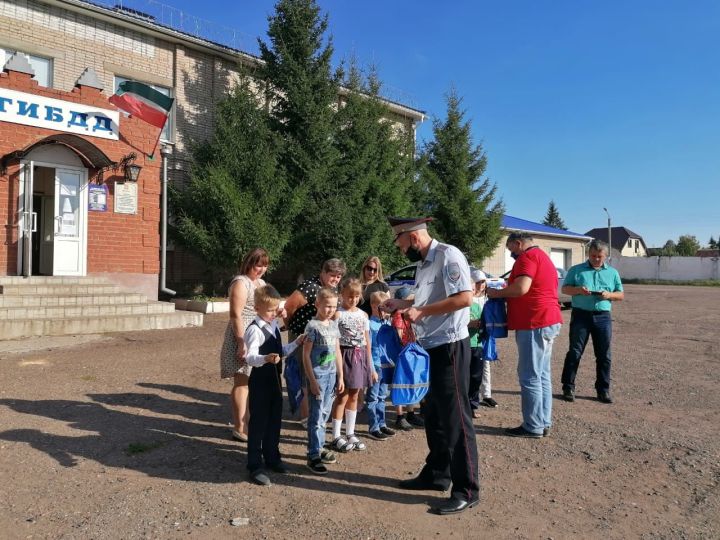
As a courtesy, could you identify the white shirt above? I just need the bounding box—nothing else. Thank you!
[243,316,299,367]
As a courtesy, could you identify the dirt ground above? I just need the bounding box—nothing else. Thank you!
[0,284,718,539]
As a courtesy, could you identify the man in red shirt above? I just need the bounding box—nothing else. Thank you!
[487,232,562,437]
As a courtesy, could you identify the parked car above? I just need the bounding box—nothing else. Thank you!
[385,264,504,296]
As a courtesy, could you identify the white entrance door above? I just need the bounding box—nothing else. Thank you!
[53,168,87,276]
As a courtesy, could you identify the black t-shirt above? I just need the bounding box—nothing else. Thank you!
[359,280,389,316]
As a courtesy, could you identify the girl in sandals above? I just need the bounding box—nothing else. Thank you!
[330,278,378,452]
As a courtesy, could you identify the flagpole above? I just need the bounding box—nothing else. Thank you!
[147,122,166,160]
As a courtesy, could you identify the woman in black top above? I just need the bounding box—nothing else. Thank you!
[283,258,347,423]
[358,255,389,316]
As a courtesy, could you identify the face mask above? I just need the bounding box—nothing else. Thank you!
[405,244,423,262]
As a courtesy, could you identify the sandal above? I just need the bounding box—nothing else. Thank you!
[348,435,366,451]
[330,436,355,453]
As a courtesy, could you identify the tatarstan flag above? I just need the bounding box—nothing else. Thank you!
[109,81,173,129]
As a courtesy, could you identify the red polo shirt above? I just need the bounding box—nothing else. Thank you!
[507,247,562,330]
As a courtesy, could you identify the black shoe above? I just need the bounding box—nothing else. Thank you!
[406,412,425,427]
[368,430,388,441]
[597,391,613,404]
[562,388,575,402]
[395,417,413,431]
[398,475,449,492]
[250,469,271,486]
[543,427,550,437]
[268,462,289,474]
[505,425,543,438]
[482,397,498,408]
[431,496,480,515]
[306,457,328,475]
[380,426,396,437]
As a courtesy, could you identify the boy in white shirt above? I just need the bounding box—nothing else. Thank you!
[243,285,303,486]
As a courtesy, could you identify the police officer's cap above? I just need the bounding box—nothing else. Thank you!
[387,216,433,236]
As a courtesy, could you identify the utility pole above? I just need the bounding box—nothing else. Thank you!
[603,207,612,263]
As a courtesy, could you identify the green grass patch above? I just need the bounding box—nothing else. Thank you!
[623,279,720,287]
[125,441,165,455]
[80,375,96,382]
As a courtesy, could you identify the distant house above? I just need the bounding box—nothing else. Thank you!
[585,227,647,258]
[696,249,720,258]
[481,215,592,276]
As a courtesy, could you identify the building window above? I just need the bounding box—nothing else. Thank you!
[627,239,632,247]
[1,48,53,87]
[635,239,639,252]
[114,76,174,142]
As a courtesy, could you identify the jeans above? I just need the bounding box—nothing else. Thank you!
[515,323,561,434]
[306,368,336,459]
[365,375,388,432]
[561,309,612,392]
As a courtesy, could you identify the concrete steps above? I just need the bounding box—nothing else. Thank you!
[0,276,203,340]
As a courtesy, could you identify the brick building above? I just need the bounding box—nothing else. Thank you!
[0,0,425,297]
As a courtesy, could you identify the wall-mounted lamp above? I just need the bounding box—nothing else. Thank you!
[124,163,142,182]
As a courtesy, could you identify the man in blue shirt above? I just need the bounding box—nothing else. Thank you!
[560,240,624,403]
[382,216,479,516]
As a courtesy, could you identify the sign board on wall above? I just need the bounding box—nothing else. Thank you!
[114,182,137,214]
[88,184,108,212]
[0,87,119,140]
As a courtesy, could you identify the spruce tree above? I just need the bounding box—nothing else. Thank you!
[331,62,417,273]
[172,76,292,281]
[709,236,717,249]
[417,88,504,266]
[542,200,567,230]
[258,0,341,276]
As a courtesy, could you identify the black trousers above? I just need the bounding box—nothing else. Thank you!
[246,363,283,472]
[468,345,484,409]
[419,337,480,502]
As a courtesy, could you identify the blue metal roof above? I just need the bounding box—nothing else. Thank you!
[502,215,591,239]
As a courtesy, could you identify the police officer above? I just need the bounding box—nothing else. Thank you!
[382,216,479,515]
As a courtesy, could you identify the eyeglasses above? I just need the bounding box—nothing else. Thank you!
[364,266,378,274]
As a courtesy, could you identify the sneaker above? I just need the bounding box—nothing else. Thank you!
[482,397,498,408]
[380,426,396,437]
[320,449,337,464]
[597,391,613,404]
[562,388,575,402]
[329,436,355,453]
[395,417,413,431]
[348,435,367,451]
[505,425,543,439]
[406,412,425,427]
[306,457,328,475]
[368,430,389,441]
[250,469,271,486]
[543,427,550,437]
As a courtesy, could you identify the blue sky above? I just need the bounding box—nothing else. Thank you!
[162,0,719,247]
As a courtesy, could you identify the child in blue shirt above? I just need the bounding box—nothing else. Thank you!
[365,291,396,440]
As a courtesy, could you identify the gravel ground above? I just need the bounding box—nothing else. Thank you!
[0,284,718,539]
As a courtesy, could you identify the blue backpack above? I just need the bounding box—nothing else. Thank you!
[283,350,303,414]
[390,342,430,406]
[375,323,403,384]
